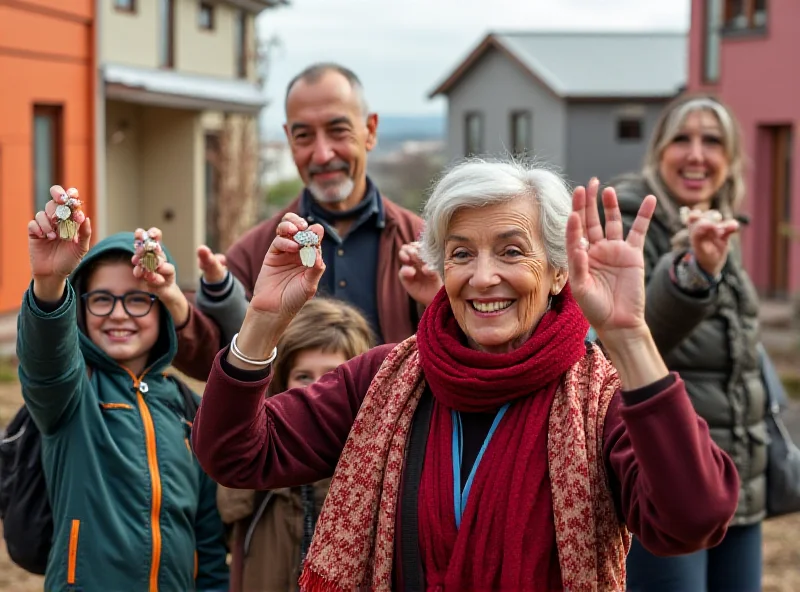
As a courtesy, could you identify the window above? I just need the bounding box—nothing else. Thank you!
[724,0,767,30]
[234,11,248,78]
[198,2,214,30]
[704,0,723,82]
[464,112,483,156]
[617,118,643,141]
[159,0,175,68]
[510,111,532,155]
[114,0,136,12]
[32,106,63,213]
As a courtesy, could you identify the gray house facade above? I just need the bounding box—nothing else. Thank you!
[430,32,687,186]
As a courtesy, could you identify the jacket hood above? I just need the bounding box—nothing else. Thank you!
[69,232,178,376]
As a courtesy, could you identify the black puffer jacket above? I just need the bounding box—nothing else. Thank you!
[610,174,766,525]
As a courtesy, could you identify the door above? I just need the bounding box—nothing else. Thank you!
[768,125,792,297]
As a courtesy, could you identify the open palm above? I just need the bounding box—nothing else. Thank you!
[567,180,656,337]
[249,213,326,320]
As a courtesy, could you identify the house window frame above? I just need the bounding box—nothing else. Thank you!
[114,0,137,13]
[464,112,483,156]
[159,0,175,69]
[723,0,767,33]
[32,105,64,214]
[509,110,532,155]
[703,0,723,83]
[198,1,215,31]
[235,11,248,78]
[616,117,643,142]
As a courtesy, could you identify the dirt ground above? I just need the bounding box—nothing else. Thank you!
[1,372,800,591]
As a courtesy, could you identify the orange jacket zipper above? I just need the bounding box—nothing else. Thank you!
[67,519,80,584]
[125,366,162,592]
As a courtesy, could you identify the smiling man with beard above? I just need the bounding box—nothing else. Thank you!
[172,64,441,381]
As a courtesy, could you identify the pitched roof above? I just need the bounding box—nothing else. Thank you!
[430,31,687,100]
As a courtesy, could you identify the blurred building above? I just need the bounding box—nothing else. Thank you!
[261,140,298,186]
[688,0,798,298]
[0,1,284,313]
[0,0,96,312]
[430,32,686,186]
[100,0,283,284]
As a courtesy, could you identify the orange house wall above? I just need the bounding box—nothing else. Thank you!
[0,0,95,312]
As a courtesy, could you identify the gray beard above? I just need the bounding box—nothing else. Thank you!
[308,177,355,204]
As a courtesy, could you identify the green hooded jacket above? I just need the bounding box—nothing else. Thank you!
[16,232,229,591]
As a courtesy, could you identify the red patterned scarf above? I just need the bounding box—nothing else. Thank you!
[300,287,628,591]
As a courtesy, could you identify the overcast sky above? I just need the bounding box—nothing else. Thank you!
[256,0,690,135]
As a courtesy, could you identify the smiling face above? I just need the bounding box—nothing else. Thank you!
[658,109,730,210]
[443,198,564,354]
[286,348,349,389]
[84,262,160,376]
[283,70,377,210]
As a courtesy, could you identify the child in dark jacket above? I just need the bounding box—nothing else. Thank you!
[17,186,229,591]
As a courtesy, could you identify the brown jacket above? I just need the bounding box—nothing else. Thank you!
[174,192,425,381]
[217,481,330,592]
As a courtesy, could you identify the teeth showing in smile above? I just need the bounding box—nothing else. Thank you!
[108,330,134,337]
[682,170,707,180]
[471,300,513,313]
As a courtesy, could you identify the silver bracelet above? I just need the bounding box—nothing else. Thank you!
[230,332,277,367]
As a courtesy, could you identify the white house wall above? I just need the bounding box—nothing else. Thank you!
[444,47,567,168]
[103,0,256,81]
[102,0,160,69]
[140,106,203,288]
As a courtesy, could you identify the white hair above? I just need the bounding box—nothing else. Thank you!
[421,157,573,275]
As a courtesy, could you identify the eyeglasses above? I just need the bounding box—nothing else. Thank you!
[82,290,157,318]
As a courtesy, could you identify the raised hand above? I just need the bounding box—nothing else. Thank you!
[398,241,442,307]
[132,227,188,325]
[197,245,228,285]
[28,186,91,301]
[683,208,739,278]
[566,179,655,340]
[249,213,325,321]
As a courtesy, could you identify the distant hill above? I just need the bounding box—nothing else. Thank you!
[261,113,445,147]
[377,114,445,140]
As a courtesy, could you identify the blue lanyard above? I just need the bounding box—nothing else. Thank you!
[451,403,510,529]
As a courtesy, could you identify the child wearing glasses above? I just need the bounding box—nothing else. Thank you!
[15,186,229,591]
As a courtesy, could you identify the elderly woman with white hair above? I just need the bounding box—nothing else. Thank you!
[192,158,739,591]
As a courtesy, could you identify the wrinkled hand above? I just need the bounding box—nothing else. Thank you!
[197,246,228,284]
[249,213,325,321]
[398,241,442,307]
[28,186,91,282]
[567,179,655,340]
[684,209,739,278]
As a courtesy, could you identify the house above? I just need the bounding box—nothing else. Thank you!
[0,0,96,312]
[100,0,284,282]
[261,140,299,187]
[0,0,285,313]
[688,0,799,298]
[429,31,687,187]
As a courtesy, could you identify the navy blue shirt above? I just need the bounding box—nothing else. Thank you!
[300,178,384,342]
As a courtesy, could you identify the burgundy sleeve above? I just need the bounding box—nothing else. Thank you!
[603,373,740,555]
[172,299,223,382]
[191,344,396,490]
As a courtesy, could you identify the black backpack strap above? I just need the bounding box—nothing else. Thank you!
[166,375,200,421]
